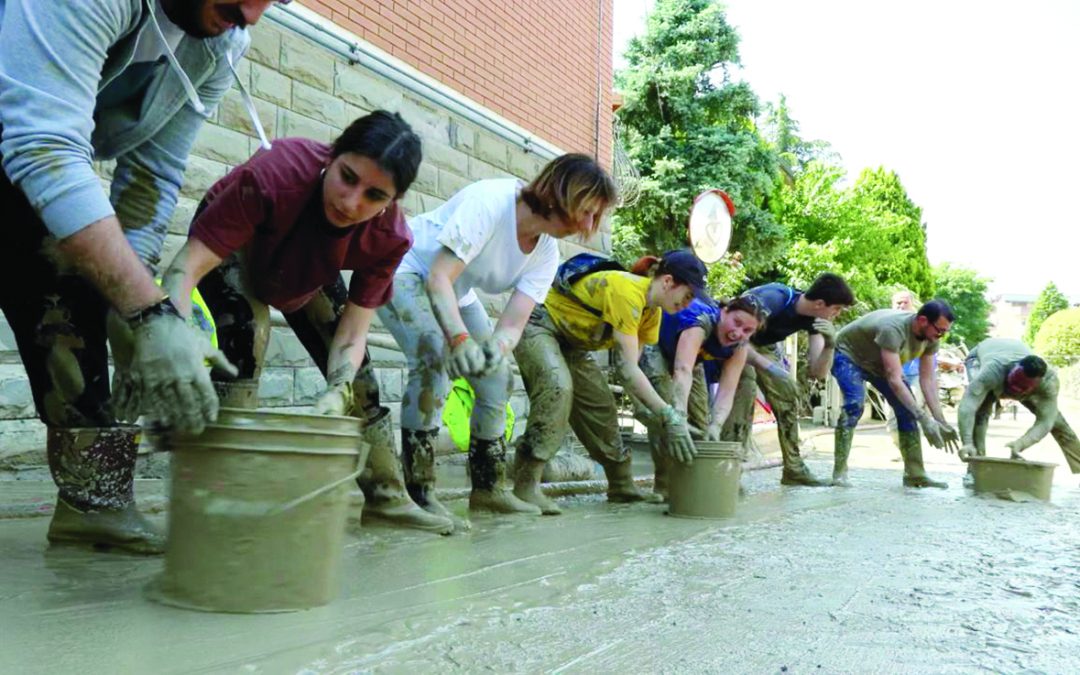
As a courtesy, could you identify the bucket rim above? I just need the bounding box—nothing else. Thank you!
[170,441,361,456]
[968,456,1057,469]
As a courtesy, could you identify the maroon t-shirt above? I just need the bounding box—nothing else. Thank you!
[190,137,411,313]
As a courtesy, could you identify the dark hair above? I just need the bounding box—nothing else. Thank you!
[805,273,855,307]
[917,299,955,323]
[723,294,768,328]
[1018,355,1048,378]
[331,110,422,196]
[520,153,617,237]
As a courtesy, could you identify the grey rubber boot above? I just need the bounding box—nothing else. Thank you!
[600,456,663,504]
[898,430,948,489]
[356,409,454,534]
[46,427,165,554]
[213,380,260,409]
[401,427,471,532]
[468,436,541,515]
[511,448,562,515]
[832,425,854,487]
[648,428,669,503]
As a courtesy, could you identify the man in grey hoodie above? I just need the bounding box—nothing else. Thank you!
[0,0,278,553]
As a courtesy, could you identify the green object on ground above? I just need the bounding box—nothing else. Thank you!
[442,378,514,452]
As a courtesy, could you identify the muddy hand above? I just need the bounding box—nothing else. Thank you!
[812,318,837,347]
[660,405,697,463]
[106,308,140,422]
[1005,440,1025,460]
[447,334,486,379]
[917,411,946,449]
[958,443,976,461]
[130,303,238,434]
[314,381,353,416]
[478,335,512,376]
[939,422,960,452]
[704,422,722,442]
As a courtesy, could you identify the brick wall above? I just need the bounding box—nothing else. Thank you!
[300,0,615,168]
[0,17,613,462]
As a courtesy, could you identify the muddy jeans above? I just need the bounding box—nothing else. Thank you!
[513,306,627,463]
[638,344,711,430]
[0,153,115,428]
[376,272,511,438]
[831,351,918,432]
[198,253,381,418]
[720,343,804,456]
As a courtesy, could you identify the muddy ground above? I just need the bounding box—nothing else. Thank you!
[2,406,1078,674]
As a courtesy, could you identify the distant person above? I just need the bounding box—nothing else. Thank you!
[956,338,1080,484]
[832,300,960,488]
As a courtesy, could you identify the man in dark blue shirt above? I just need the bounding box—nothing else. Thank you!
[721,274,855,486]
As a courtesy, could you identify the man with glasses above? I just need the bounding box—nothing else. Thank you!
[830,300,960,488]
[956,338,1080,486]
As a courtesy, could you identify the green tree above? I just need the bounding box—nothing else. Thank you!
[1025,281,1070,345]
[932,263,991,348]
[1034,308,1080,367]
[613,0,782,276]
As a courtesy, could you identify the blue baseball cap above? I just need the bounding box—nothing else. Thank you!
[659,249,709,297]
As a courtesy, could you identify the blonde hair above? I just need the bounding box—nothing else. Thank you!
[520,153,617,238]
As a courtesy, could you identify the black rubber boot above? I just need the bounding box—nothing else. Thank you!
[468,436,541,515]
[402,427,471,531]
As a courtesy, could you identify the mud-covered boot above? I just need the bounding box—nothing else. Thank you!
[402,427,471,531]
[357,409,454,534]
[46,427,165,554]
[601,456,663,504]
[832,425,854,487]
[512,449,561,515]
[213,379,260,409]
[469,436,541,515]
[648,429,669,502]
[962,468,975,489]
[898,430,948,489]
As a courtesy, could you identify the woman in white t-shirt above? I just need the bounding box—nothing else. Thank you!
[379,154,617,528]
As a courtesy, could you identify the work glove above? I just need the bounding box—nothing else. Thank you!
[446,333,486,379]
[659,405,697,464]
[917,410,949,450]
[107,309,140,423]
[127,299,238,434]
[812,319,837,347]
[704,422,723,442]
[478,333,514,377]
[314,381,353,416]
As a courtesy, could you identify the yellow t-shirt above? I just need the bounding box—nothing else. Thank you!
[543,271,661,351]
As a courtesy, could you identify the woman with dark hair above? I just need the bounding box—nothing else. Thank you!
[378,153,617,528]
[159,110,451,533]
[511,249,711,515]
[639,294,766,501]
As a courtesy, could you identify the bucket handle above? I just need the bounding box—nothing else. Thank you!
[265,459,365,516]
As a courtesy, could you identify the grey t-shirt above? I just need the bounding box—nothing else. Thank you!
[836,309,939,378]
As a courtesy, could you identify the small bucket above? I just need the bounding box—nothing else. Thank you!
[148,408,367,613]
[968,456,1056,501]
[667,441,742,519]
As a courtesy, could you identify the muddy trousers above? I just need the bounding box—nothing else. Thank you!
[638,344,710,498]
[513,307,645,502]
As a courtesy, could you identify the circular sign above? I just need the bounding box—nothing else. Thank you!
[688,189,735,263]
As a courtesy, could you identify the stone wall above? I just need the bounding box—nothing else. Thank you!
[0,20,609,462]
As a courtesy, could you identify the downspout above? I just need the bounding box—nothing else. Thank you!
[594,0,604,160]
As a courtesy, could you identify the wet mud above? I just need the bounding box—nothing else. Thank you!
[3,411,1080,673]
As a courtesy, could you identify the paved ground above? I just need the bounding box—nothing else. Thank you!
[2,405,1078,674]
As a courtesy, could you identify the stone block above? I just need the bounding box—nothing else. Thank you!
[168,197,197,236]
[293,367,326,405]
[218,89,278,140]
[250,62,292,107]
[335,64,403,111]
[228,57,251,92]
[345,103,372,126]
[368,344,407,367]
[277,109,337,144]
[467,156,509,181]
[180,155,228,200]
[476,132,509,169]
[509,149,544,180]
[413,162,438,195]
[377,368,404,402]
[280,33,336,91]
[418,193,446,213]
[247,23,282,69]
[258,367,294,406]
[449,119,477,153]
[264,328,315,367]
[0,364,35,419]
[192,123,252,166]
[291,81,347,129]
[399,190,422,217]
[437,168,470,199]
[399,98,450,144]
[0,418,46,462]
[425,141,469,174]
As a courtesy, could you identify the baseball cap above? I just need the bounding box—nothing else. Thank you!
[659,249,709,297]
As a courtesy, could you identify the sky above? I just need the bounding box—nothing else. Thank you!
[612,0,1080,299]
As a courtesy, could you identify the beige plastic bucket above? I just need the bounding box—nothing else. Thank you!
[968,456,1056,501]
[667,441,742,519]
[148,408,366,613]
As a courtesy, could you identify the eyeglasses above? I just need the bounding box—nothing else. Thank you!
[929,321,950,336]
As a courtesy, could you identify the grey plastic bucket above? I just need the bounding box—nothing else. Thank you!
[667,441,742,519]
[148,408,366,613]
[968,456,1056,501]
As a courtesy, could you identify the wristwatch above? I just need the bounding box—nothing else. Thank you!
[124,296,181,327]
